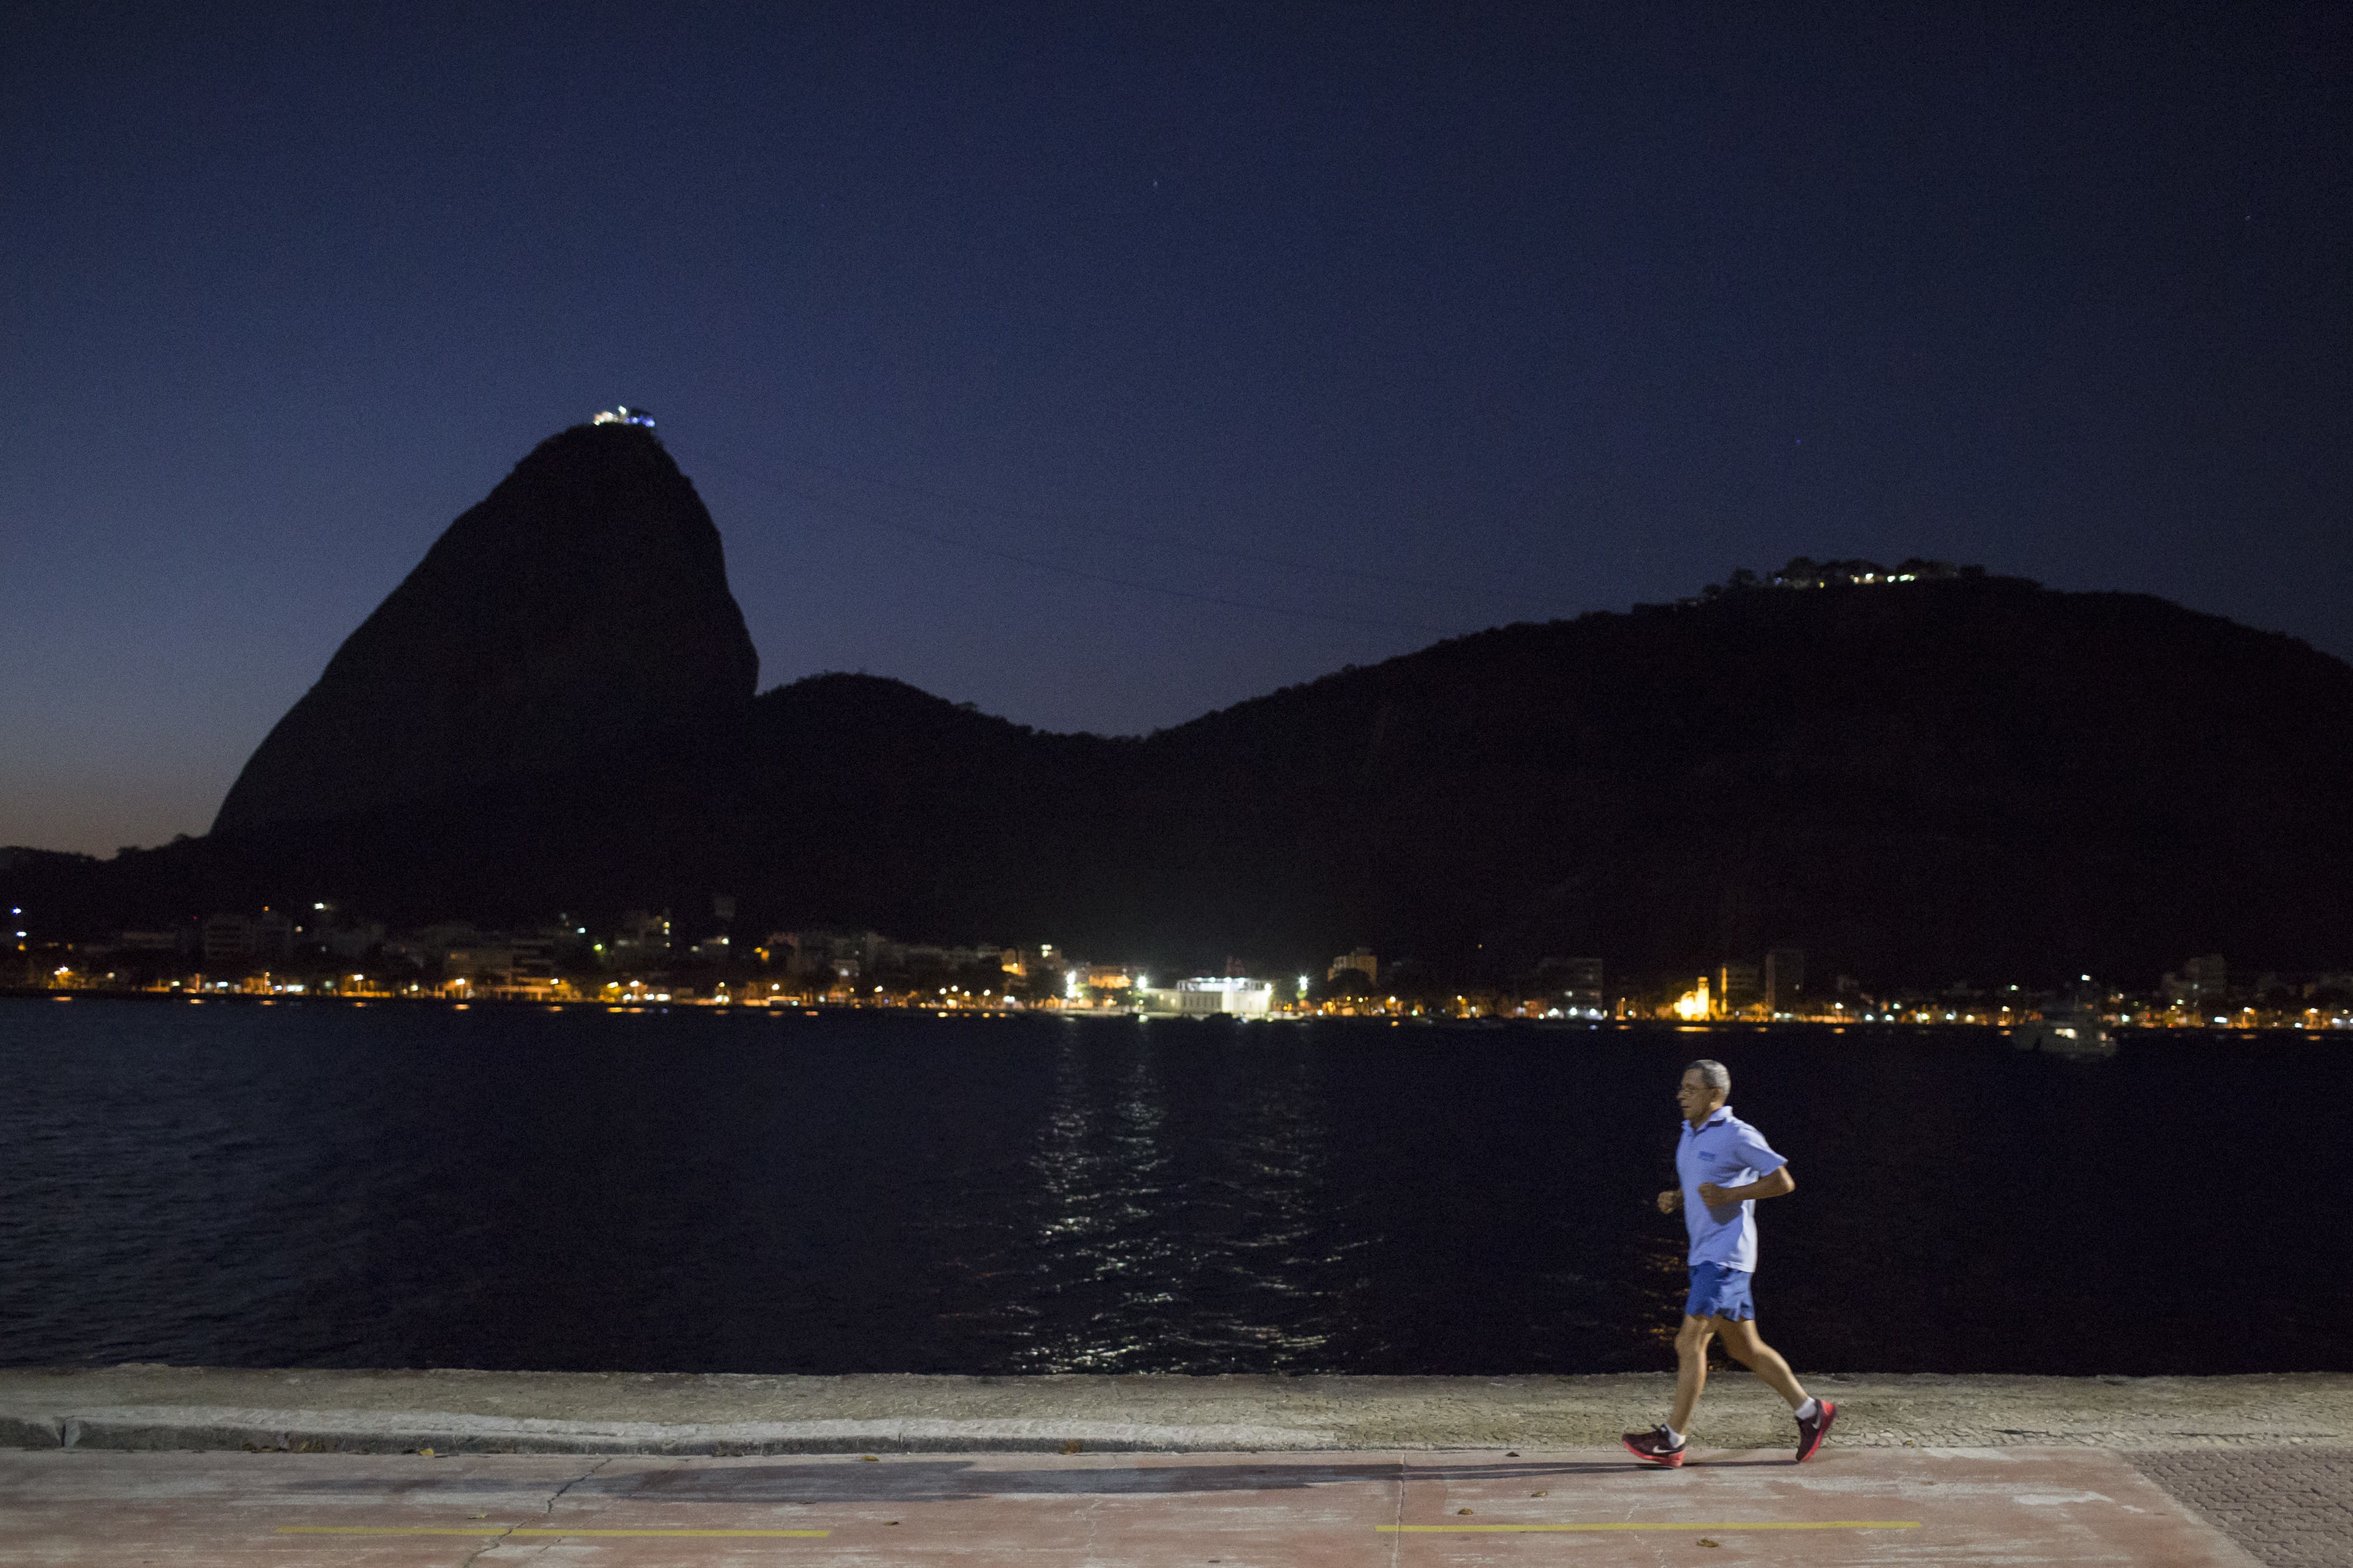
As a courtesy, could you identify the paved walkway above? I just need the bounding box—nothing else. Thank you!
[0,1446,2269,1566]
[5,1370,2348,1563]
[2128,1449,2353,1568]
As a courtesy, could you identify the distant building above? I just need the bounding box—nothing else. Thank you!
[764,929,896,979]
[1768,557,1977,588]
[446,936,555,994]
[202,915,242,968]
[442,946,504,983]
[1329,948,1378,986]
[1717,962,1761,1015]
[201,910,293,970]
[2185,954,2228,1000]
[1563,956,1604,1010]
[1141,977,1273,1017]
[609,910,672,966]
[1765,948,1805,1012]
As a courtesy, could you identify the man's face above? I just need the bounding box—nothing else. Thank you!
[1677,1069,1724,1123]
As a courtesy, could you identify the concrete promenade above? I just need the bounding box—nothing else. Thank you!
[4,1369,2349,1564]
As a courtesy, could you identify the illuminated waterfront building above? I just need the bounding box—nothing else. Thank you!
[1674,977,1712,1021]
[1140,977,1274,1017]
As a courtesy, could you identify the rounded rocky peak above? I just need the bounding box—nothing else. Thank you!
[211,422,759,838]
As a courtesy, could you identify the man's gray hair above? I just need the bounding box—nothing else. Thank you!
[1685,1058,1731,1095]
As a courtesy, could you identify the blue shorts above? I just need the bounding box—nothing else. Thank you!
[1685,1262,1756,1321]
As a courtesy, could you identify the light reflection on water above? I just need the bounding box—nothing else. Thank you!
[1008,1024,1351,1372]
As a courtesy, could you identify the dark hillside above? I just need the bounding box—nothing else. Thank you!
[12,563,2348,989]
[719,674,1134,942]
[1117,577,2353,983]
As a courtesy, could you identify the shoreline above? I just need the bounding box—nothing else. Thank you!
[6,1367,2351,1455]
[5,989,2340,1037]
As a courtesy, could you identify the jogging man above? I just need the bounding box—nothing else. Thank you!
[1622,1058,1836,1467]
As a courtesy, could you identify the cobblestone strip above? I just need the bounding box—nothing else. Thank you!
[2131,1449,2353,1568]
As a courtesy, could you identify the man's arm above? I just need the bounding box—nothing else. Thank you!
[1695,1165,1795,1208]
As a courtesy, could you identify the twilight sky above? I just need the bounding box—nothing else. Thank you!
[4,2,2347,856]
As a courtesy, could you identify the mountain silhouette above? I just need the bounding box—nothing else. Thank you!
[12,426,2352,989]
[209,423,757,836]
[697,580,2353,985]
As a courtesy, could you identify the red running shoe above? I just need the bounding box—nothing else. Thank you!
[1621,1426,1687,1467]
[1795,1400,1838,1462]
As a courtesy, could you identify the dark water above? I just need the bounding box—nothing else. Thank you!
[1,996,2342,1376]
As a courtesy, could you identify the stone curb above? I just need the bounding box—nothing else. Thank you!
[6,1370,2351,1456]
[1,1406,1332,1456]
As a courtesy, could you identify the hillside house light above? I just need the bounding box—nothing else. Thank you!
[592,405,657,428]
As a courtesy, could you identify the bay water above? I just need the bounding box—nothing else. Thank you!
[1,997,2339,1376]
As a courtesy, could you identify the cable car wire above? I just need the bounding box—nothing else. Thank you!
[674,441,1467,635]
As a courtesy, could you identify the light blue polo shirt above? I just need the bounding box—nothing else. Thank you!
[1677,1105,1788,1272]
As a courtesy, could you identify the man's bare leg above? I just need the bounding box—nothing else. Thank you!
[1669,1315,1713,1433]
[1713,1316,1808,1410]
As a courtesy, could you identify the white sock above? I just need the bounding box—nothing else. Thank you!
[1795,1397,1820,1421]
[1662,1424,1684,1447]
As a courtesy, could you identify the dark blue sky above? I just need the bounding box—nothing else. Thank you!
[5,2,2347,855]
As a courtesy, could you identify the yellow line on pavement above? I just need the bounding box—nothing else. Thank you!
[278,1526,831,1537]
[1382,1520,1920,1533]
